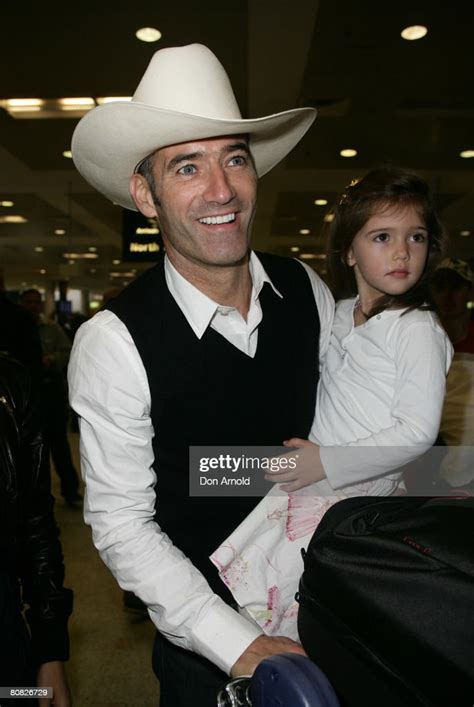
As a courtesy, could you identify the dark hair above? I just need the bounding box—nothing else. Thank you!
[136,153,157,197]
[19,288,42,300]
[327,167,446,317]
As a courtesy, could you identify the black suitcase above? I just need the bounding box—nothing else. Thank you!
[297,496,474,707]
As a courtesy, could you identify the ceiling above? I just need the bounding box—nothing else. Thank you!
[1,0,473,299]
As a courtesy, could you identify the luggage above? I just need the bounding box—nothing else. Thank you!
[217,653,340,706]
[297,496,474,707]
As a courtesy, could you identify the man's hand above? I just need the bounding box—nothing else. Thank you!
[264,438,326,492]
[230,635,307,677]
[37,661,71,707]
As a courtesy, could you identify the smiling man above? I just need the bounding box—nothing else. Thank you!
[68,44,334,706]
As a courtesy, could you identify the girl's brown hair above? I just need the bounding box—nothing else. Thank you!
[327,166,446,317]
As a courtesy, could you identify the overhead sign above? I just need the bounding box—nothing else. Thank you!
[122,210,163,262]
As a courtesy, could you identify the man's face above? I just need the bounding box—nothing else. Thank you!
[144,136,257,272]
[430,271,471,318]
[20,291,42,319]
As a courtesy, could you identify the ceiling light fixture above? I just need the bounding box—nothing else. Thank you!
[340,148,357,158]
[34,246,44,252]
[112,259,121,265]
[55,229,66,235]
[136,27,162,43]
[6,98,44,107]
[324,213,335,223]
[314,199,328,206]
[63,252,98,260]
[59,97,95,107]
[0,215,27,224]
[299,229,311,235]
[0,200,14,207]
[290,247,300,253]
[40,269,46,275]
[88,246,97,252]
[299,253,317,260]
[401,25,428,41]
[96,96,132,105]
[460,230,471,237]
[62,150,73,159]
[460,150,474,159]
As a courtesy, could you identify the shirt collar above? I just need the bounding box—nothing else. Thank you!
[164,251,283,339]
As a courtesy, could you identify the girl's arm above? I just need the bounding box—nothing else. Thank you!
[266,317,453,491]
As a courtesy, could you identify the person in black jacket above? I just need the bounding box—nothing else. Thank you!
[0,353,73,704]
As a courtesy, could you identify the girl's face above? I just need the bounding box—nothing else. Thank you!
[346,203,429,307]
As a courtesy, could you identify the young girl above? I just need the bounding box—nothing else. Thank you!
[210,167,453,638]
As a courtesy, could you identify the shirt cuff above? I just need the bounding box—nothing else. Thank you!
[191,598,263,674]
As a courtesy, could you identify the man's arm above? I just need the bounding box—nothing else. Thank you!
[68,311,269,674]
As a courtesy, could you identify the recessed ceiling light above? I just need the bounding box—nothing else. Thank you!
[314,199,328,206]
[55,229,66,235]
[88,246,97,252]
[7,98,43,107]
[90,268,97,274]
[135,27,162,43]
[112,259,121,265]
[324,213,335,223]
[59,97,95,107]
[0,215,27,223]
[40,269,46,275]
[0,200,14,207]
[340,148,357,158]
[460,150,474,159]
[96,96,132,105]
[34,246,44,252]
[460,230,471,237]
[62,150,73,159]
[299,253,317,260]
[290,246,300,253]
[401,25,428,41]
[299,229,311,235]
[69,260,75,265]
[63,252,98,259]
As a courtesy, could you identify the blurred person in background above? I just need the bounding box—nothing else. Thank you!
[430,258,474,353]
[0,277,42,380]
[0,353,73,704]
[19,289,81,507]
[430,259,474,489]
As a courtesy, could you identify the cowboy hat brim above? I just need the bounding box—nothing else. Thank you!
[72,102,316,211]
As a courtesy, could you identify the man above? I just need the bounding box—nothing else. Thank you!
[430,257,474,354]
[430,258,474,488]
[69,44,334,705]
[0,354,73,705]
[19,289,81,506]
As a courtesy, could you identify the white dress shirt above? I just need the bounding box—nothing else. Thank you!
[68,252,334,673]
[313,298,453,491]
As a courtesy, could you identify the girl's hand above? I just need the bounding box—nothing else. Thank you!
[265,438,326,492]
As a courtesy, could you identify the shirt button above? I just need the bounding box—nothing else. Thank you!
[376,314,381,320]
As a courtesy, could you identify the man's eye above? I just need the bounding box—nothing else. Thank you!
[229,155,246,166]
[178,164,196,175]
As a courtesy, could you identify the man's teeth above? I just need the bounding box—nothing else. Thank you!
[199,213,235,225]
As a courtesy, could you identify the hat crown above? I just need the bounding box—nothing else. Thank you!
[133,44,242,120]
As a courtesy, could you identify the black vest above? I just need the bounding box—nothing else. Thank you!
[106,252,320,597]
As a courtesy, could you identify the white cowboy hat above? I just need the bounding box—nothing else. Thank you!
[72,43,317,211]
